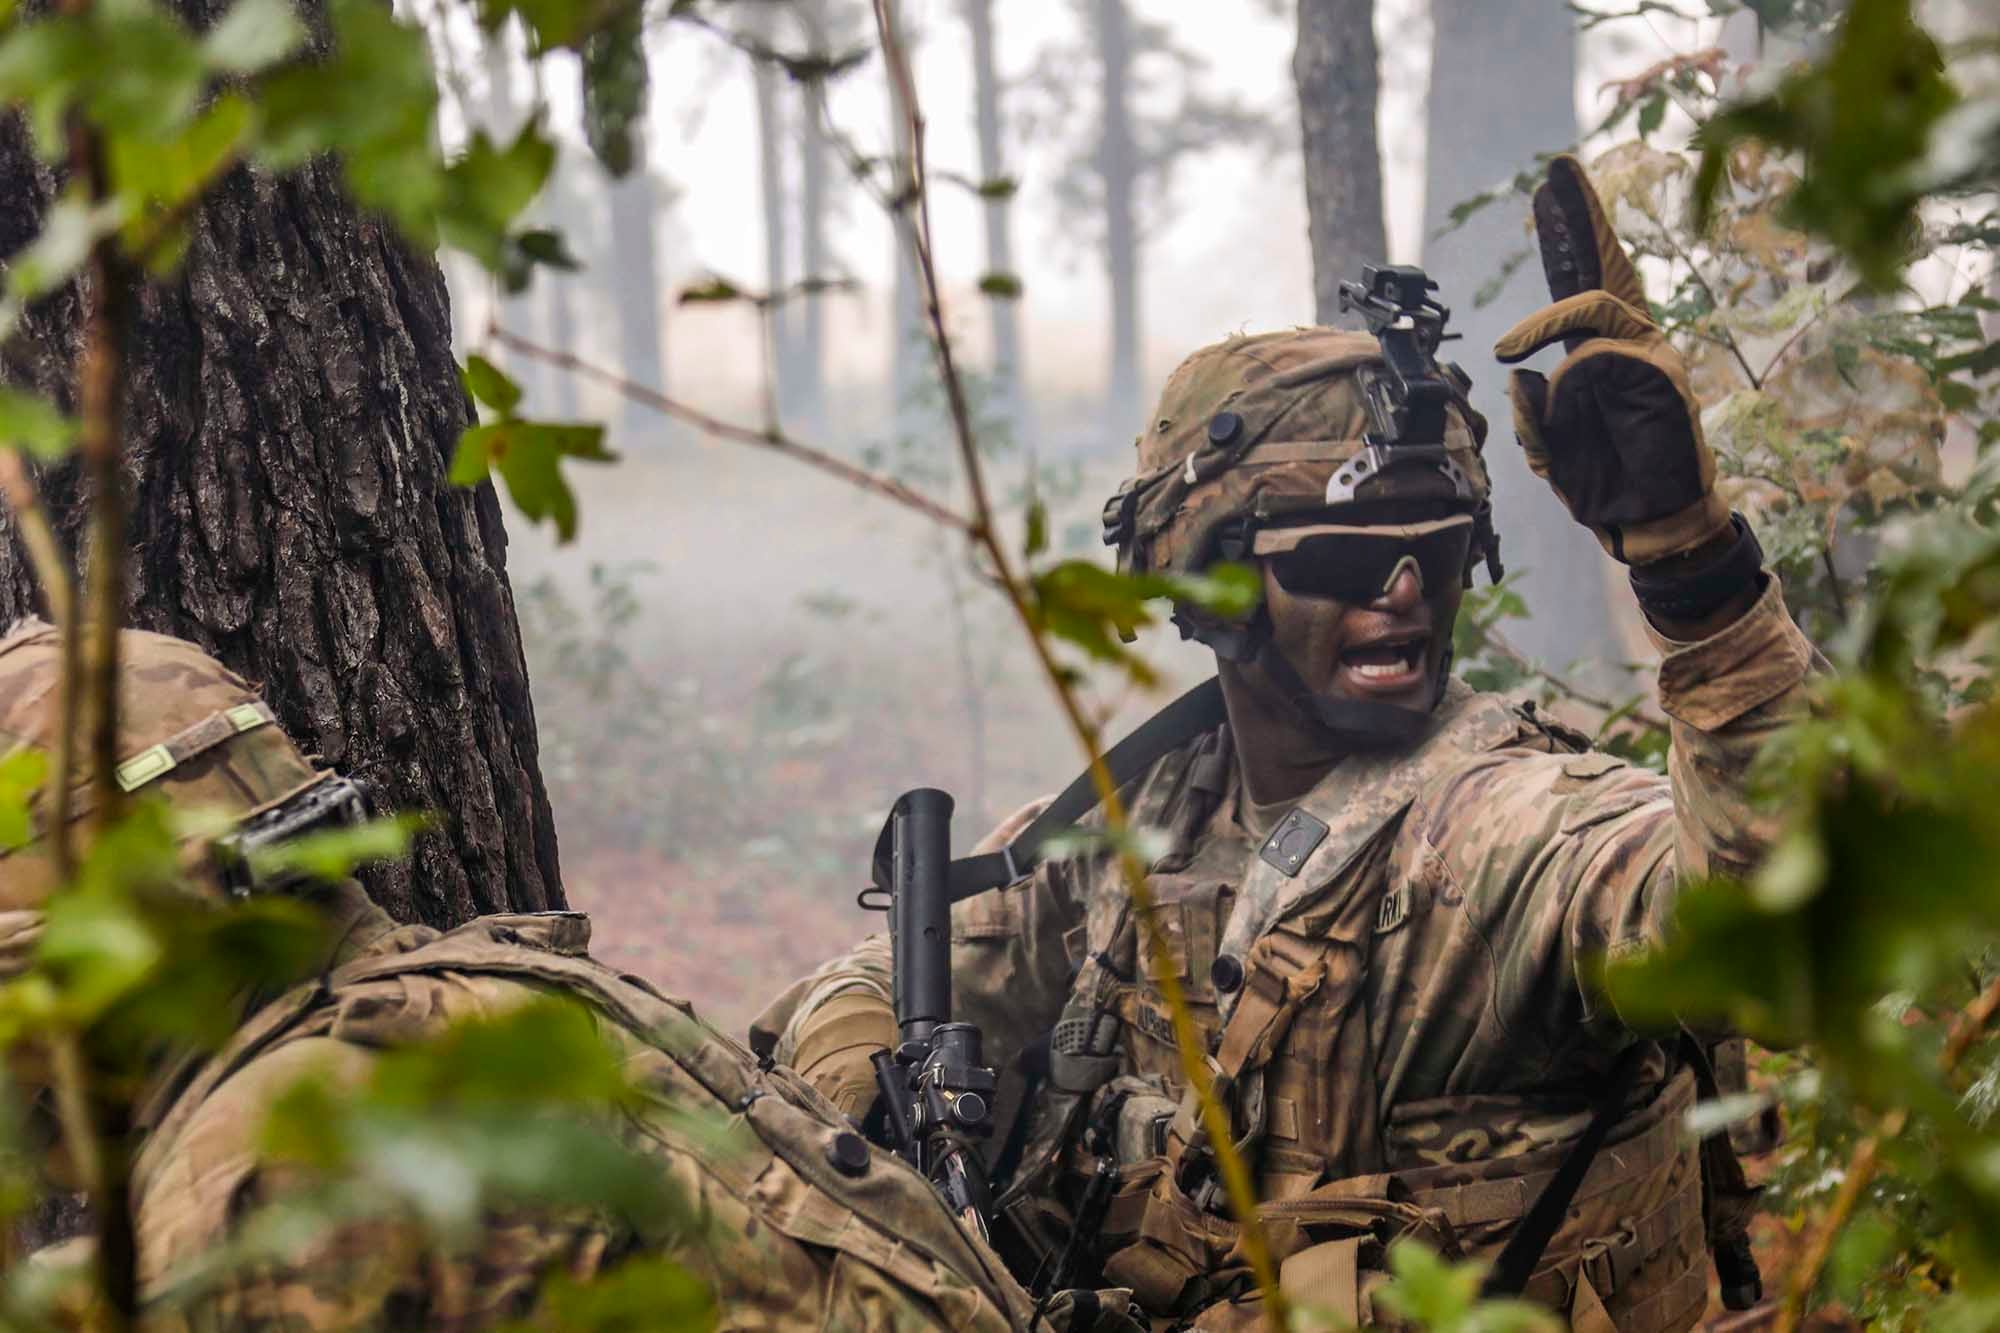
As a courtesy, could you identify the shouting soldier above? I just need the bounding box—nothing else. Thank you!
[758,156,1811,1329]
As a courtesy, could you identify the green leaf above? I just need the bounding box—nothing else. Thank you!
[676,276,745,305]
[0,190,122,337]
[497,1255,714,1333]
[1024,496,1049,559]
[0,748,47,854]
[0,388,78,460]
[516,228,579,271]
[243,813,429,886]
[580,1,646,179]
[460,355,523,415]
[449,420,617,543]
[977,272,1023,299]
[111,93,255,268]
[437,123,558,285]
[257,0,440,236]
[201,0,305,74]
[974,175,1019,199]
[1692,0,1960,289]
[1637,91,1668,138]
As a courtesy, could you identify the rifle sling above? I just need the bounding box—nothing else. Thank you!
[944,676,1228,903]
[1480,1042,1649,1299]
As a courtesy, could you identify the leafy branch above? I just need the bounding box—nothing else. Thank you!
[1776,973,2000,1333]
[484,322,975,536]
[867,0,1285,1325]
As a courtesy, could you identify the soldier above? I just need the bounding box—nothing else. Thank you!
[0,620,1135,1331]
[757,156,1812,1330]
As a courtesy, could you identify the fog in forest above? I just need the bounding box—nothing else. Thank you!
[435,0,1764,1029]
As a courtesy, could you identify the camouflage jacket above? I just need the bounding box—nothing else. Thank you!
[125,886,1130,1332]
[758,576,1816,1330]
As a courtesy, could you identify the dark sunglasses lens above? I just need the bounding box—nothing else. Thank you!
[1266,525,1472,601]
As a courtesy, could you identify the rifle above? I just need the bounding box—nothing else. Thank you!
[860,788,999,1240]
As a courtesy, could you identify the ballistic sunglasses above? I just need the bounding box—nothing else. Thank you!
[1251,514,1475,603]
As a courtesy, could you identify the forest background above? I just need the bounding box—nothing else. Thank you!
[497,0,1816,1030]
[0,0,1995,1326]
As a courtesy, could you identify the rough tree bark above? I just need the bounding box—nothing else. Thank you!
[1295,0,1387,325]
[1095,0,1140,430]
[0,108,563,927]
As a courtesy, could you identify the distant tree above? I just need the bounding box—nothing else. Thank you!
[963,0,1023,437]
[1420,0,1618,671]
[1295,0,1387,324]
[752,5,795,420]
[603,124,673,429]
[1026,0,1274,428]
[888,0,927,429]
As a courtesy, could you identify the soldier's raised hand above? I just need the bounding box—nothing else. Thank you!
[1492,155,1731,565]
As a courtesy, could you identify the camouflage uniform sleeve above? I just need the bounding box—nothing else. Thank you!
[758,852,1087,1128]
[1418,577,1814,1049]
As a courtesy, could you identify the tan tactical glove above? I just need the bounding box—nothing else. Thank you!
[790,989,895,1120]
[1492,154,1731,565]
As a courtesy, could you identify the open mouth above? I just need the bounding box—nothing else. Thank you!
[1338,632,1431,693]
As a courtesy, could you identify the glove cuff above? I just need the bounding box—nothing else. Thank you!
[1629,513,1764,623]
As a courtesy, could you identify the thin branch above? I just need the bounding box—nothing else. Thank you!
[870,2,1286,1326]
[1477,624,1671,733]
[0,451,74,627]
[486,323,975,535]
[1776,974,2000,1333]
[1658,226,1763,391]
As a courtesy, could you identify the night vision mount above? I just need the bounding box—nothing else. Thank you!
[1327,264,1497,585]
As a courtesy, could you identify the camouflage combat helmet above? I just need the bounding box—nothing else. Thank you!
[0,619,331,909]
[1102,327,1495,596]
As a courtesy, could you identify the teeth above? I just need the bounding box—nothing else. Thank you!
[1352,661,1412,680]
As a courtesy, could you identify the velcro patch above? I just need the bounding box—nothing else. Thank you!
[1259,808,1330,879]
[1375,888,1411,934]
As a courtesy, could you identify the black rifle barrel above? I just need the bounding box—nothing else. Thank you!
[890,787,954,1052]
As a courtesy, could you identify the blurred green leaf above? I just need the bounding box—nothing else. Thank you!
[977,272,1023,299]
[0,748,46,854]
[1637,91,1667,138]
[498,1254,715,1333]
[1693,0,1960,288]
[1023,496,1049,559]
[461,354,524,415]
[257,0,440,232]
[676,277,745,305]
[581,2,646,179]
[1372,1241,1557,1333]
[0,388,77,460]
[111,93,254,267]
[201,0,305,74]
[438,124,558,288]
[974,175,1018,200]
[449,419,617,543]
[244,813,429,887]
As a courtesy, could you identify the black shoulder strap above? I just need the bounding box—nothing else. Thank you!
[1480,1042,1648,1299]
[932,676,1228,904]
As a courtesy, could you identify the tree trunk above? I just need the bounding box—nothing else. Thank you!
[888,0,926,429]
[1296,0,1387,326]
[753,18,794,423]
[605,137,669,435]
[1421,0,1618,673]
[794,0,831,435]
[1096,0,1140,430]
[0,120,564,927]
[965,0,1023,438]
